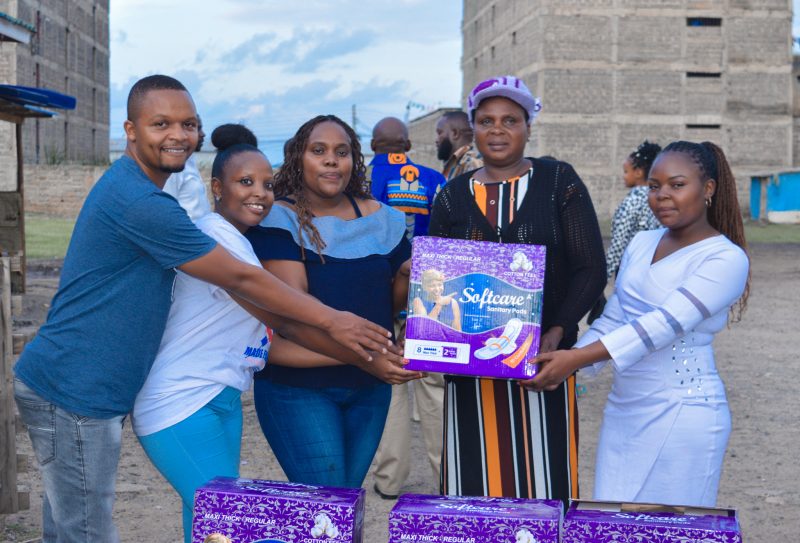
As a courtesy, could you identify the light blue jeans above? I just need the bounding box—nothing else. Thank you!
[253,380,391,488]
[137,386,242,543]
[14,377,124,543]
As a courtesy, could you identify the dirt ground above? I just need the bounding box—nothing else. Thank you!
[2,242,799,542]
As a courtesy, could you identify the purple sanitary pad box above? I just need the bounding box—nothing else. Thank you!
[563,500,741,543]
[404,236,546,379]
[191,477,365,543]
[388,493,562,543]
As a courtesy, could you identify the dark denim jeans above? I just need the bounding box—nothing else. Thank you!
[253,379,391,488]
[14,378,124,543]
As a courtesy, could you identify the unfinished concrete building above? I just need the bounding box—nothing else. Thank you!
[459,0,793,217]
[0,0,109,170]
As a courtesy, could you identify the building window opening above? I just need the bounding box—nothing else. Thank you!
[687,17,722,27]
[687,72,721,78]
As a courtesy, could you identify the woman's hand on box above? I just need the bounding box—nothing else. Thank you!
[539,326,564,353]
[357,349,423,385]
[522,350,580,391]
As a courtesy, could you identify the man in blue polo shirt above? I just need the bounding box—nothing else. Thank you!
[13,75,394,542]
[368,117,447,500]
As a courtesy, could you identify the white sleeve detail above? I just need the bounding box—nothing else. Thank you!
[600,244,748,373]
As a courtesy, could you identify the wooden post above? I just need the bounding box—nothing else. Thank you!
[15,122,26,295]
[0,256,19,513]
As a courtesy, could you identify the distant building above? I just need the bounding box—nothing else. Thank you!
[461,0,793,217]
[0,0,109,166]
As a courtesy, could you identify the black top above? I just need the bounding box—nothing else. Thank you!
[428,157,606,346]
[246,197,411,388]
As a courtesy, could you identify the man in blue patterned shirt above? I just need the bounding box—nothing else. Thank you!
[369,117,447,239]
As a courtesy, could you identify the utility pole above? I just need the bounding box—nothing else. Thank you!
[351,104,356,131]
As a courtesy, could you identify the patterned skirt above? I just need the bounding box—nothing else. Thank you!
[441,375,579,506]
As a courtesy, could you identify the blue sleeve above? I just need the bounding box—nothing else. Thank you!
[245,226,303,262]
[119,192,216,269]
[370,172,388,203]
[389,235,412,275]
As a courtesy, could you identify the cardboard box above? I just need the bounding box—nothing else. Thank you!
[563,500,741,543]
[191,477,364,543]
[388,493,562,543]
[404,237,546,379]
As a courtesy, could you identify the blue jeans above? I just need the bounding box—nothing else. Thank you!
[253,380,391,488]
[14,377,124,543]
[137,386,242,543]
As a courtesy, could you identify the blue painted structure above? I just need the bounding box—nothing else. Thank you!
[750,170,800,223]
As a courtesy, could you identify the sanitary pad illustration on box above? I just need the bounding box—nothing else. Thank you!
[562,500,741,543]
[404,236,545,379]
[191,477,364,543]
[388,493,562,543]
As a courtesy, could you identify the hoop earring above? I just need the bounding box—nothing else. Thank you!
[214,195,222,202]
[705,197,712,208]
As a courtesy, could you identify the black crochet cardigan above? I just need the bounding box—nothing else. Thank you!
[428,157,607,347]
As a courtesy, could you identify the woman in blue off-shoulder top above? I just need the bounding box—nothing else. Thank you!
[246,115,422,488]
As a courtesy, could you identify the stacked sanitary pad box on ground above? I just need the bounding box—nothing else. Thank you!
[404,237,546,379]
[388,494,562,543]
[192,477,364,543]
[562,500,741,543]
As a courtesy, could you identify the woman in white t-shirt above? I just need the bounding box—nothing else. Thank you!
[133,126,418,543]
[132,127,275,543]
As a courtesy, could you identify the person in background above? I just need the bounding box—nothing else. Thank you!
[246,115,422,489]
[367,116,448,499]
[606,140,663,280]
[531,141,750,508]
[587,141,662,323]
[429,75,606,505]
[163,115,212,221]
[369,117,447,238]
[12,75,392,543]
[436,110,483,181]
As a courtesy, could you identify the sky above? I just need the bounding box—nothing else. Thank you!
[109,1,463,163]
[110,1,800,163]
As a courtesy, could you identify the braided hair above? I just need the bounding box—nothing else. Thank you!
[661,140,750,320]
[275,115,372,261]
[629,140,662,177]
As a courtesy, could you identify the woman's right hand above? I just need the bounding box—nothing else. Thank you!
[323,310,392,362]
[356,348,424,385]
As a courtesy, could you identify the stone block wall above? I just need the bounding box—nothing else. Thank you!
[23,163,106,218]
[461,0,794,218]
[3,0,110,165]
[23,162,214,220]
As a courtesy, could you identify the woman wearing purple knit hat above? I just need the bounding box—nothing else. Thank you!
[428,75,606,505]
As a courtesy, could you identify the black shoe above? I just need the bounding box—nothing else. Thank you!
[373,483,399,500]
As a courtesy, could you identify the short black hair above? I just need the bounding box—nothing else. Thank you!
[126,75,188,121]
[442,111,470,125]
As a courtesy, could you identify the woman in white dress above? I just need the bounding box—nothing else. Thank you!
[530,141,750,507]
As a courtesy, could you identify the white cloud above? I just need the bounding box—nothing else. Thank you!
[109,0,464,161]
